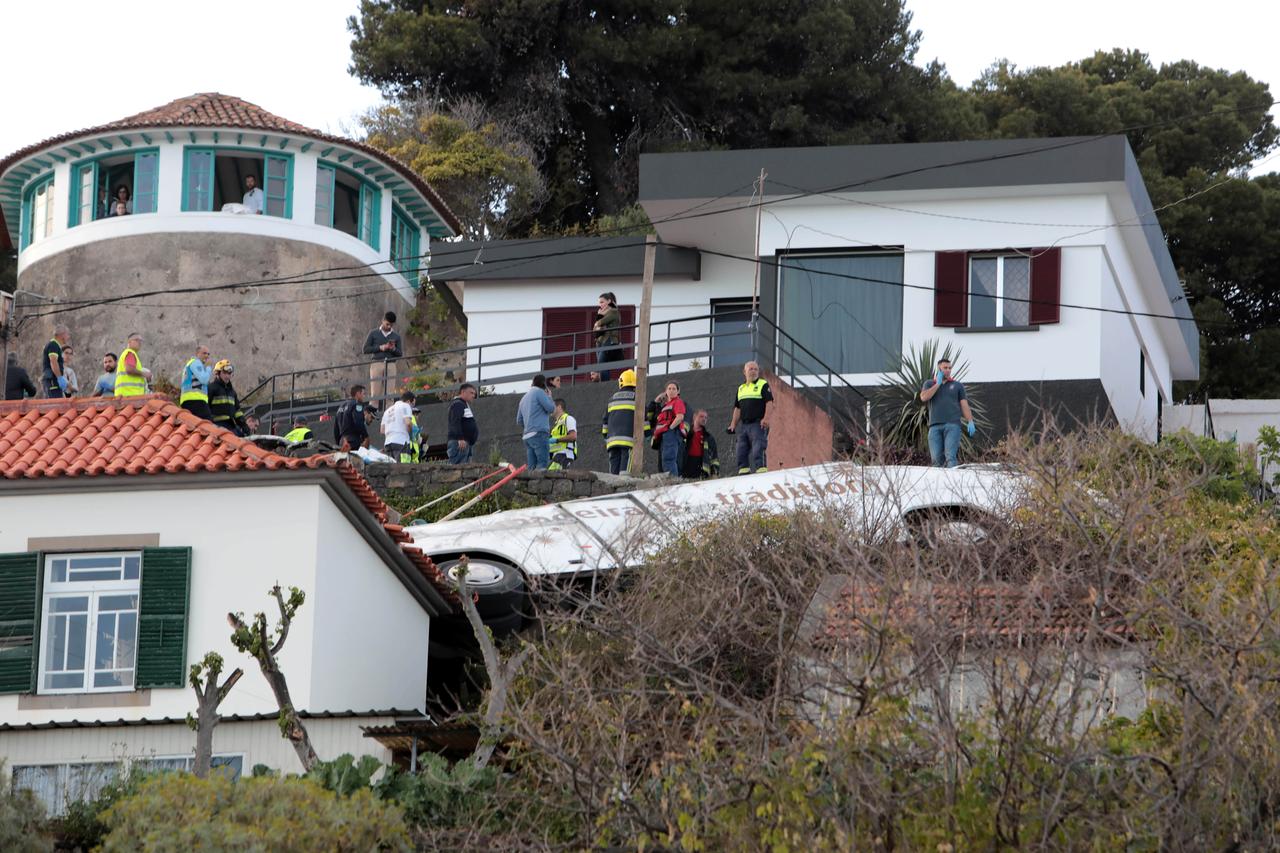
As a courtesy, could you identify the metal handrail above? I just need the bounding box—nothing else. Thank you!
[242,312,874,438]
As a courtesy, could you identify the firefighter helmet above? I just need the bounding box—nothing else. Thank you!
[618,368,637,388]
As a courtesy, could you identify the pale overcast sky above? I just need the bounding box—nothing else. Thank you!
[2,0,1277,171]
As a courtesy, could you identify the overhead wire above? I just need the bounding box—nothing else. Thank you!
[16,99,1279,325]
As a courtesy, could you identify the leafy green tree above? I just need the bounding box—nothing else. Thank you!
[0,761,46,853]
[362,99,547,238]
[348,0,978,228]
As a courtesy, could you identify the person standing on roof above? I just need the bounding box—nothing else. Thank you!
[208,360,250,435]
[920,357,976,468]
[284,417,313,443]
[653,380,687,477]
[179,345,215,421]
[92,353,117,397]
[548,397,578,470]
[602,368,648,475]
[726,361,773,474]
[42,324,71,398]
[114,332,151,398]
[4,353,37,401]
[517,374,556,471]
[363,311,403,405]
[447,384,479,464]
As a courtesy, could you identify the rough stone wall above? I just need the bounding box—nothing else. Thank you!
[362,462,665,502]
[15,233,414,392]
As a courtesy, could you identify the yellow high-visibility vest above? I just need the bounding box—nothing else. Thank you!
[737,379,768,401]
[114,347,147,397]
[179,358,208,404]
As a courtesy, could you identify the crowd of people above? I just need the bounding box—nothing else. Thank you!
[3,303,971,473]
[4,323,259,437]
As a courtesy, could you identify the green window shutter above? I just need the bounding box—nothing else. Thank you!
[0,552,41,695]
[136,547,192,689]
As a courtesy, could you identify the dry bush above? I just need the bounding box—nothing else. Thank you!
[426,427,1280,850]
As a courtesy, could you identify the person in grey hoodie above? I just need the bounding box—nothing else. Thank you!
[516,374,556,470]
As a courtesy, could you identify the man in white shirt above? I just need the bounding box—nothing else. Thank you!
[242,175,264,215]
[380,390,416,461]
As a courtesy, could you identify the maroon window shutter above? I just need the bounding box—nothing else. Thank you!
[1029,247,1061,325]
[541,308,593,377]
[934,251,968,327]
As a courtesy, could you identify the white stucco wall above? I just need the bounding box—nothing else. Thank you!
[460,187,1179,425]
[309,495,429,712]
[0,481,429,730]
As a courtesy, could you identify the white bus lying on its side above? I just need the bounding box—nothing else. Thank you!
[406,463,1027,633]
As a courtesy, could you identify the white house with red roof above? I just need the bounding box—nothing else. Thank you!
[0,396,456,813]
[0,93,460,386]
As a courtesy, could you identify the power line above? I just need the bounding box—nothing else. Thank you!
[18,99,1279,323]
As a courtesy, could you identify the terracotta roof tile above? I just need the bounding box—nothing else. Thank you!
[815,580,1129,650]
[0,396,458,608]
[0,93,460,238]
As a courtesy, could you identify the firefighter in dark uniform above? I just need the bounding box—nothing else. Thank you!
[601,369,649,475]
[726,360,772,474]
[209,360,250,436]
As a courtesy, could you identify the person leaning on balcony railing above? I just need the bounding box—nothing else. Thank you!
[363,311,403,403]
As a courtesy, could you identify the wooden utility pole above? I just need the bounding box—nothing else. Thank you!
[629,234,657,475]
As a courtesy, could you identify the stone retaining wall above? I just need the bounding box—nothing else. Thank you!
[362,462,663,501]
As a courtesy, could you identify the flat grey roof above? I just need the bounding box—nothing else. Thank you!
[432,236,700,282]
[639,136,1131,200]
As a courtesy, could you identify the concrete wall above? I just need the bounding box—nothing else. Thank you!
[760,370,835,470]
[15,233,412,388]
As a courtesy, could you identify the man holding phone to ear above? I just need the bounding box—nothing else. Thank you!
[919,357,975,468]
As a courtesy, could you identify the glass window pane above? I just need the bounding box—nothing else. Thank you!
[134,153,158,214]
[52,559,67,583]
[711,302,754,368]
[12,766,60,815]
[49,596,89,613]
[48,672,84,690]
[777,254,904,374]
[1002,255,1031,327]
[124,556,140,579]
[66,614,87,671]
[266,198,286,217]
[66,763,118,805]
[969,258,997,329]
[117,611,137,667]
[95,612,117,669]
[267,158,287,178]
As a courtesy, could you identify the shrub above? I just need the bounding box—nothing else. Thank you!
[99,773,410,852]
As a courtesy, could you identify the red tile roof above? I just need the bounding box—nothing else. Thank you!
[0,93,461,236]
[0,396,457,607]
[814,579,1129,650]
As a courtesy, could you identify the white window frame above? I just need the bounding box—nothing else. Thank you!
[37,552,141,695]
[11,760,120,817]
[968,253,1032,329]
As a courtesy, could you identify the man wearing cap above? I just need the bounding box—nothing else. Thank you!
[179,345,215,421]
[284,417,313,443]
[208,360,250,436]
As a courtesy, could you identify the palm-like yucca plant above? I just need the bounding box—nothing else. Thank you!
[876,339,988,458]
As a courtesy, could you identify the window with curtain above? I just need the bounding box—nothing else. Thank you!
[777,252,904,374]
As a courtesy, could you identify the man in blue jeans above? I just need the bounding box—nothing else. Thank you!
[919,358,976,468]
[516,374,556,470]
